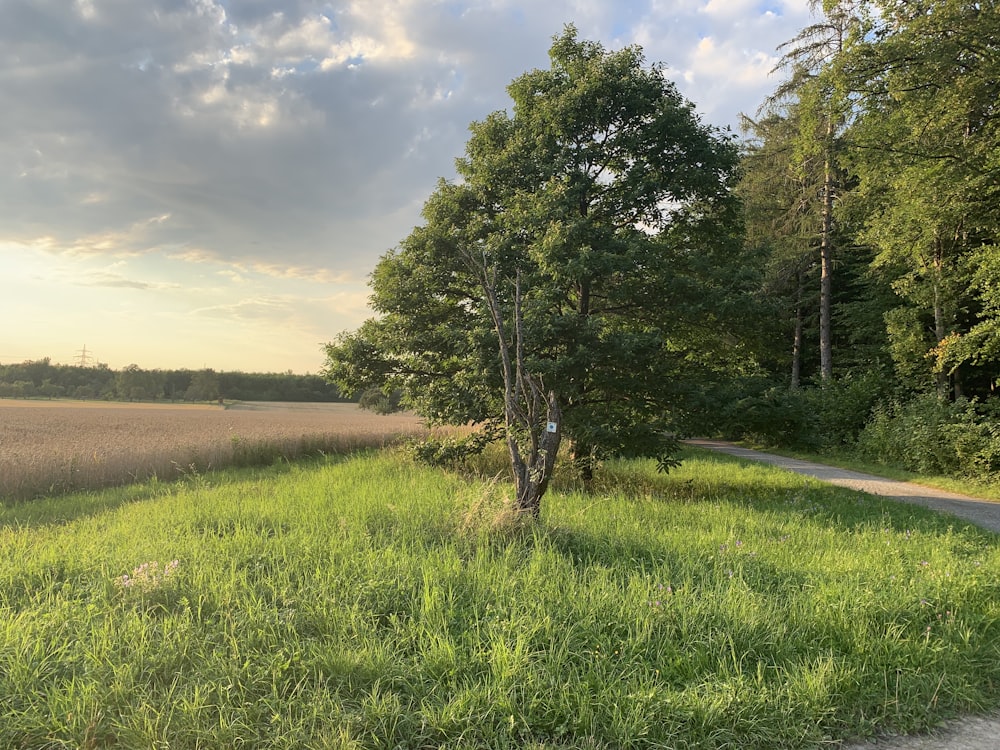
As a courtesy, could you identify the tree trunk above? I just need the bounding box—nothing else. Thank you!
[819,118,835,381]
[513,392,562,518]
[932,237,949,399]
[480,265,562,517]
[791,272,804,390]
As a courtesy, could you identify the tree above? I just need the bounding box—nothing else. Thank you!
[185,369,220,402]
[739,108,824,388]
[325,28,744,514]
[845,0,1000,397]
[114,364,164,402]
[767,0,870,381]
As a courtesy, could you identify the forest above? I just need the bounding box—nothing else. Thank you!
[325,2,1000,500]
[0,358,346,403]
[731,0,1000,480]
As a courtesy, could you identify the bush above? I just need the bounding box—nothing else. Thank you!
[803,370,890,448]
[722,370,889,450]
[722,386,819,448]
[856,394,1000,481]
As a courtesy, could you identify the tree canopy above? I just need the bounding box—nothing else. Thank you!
[324,27,749,511]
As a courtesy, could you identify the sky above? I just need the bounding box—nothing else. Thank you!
[0,0,814,374]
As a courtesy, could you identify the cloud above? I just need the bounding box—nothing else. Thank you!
[2,0,809,278]
[0,0,816,370]
[194,297,291,320]
[79,273,152,290]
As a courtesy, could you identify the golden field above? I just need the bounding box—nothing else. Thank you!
[0,400,427,501]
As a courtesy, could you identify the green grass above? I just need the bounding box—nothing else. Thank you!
[741,443,1000,502]
[2,448,999,748]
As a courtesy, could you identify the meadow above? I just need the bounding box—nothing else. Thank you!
[2,446,998,748]
[0,400,426,501]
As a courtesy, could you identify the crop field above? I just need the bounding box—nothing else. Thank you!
[0,400,426,501]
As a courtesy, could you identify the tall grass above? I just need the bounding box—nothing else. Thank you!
[1,449,998,748]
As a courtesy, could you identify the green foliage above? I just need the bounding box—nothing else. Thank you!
[724,385,820,448]
[724,369,890,450]
[358,387,403,415]
[804,370,892,447]
[841,0,1000,394]
[408,428,501,470]
[325,27,749,492]
[857,395,1000,482]
[2,452,999,747]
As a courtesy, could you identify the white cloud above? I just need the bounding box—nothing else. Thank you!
[0,0,816,370]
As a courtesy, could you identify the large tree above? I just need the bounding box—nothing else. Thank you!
[324,28,744,514]
[766,0,870,381]
[844,0,1000,397]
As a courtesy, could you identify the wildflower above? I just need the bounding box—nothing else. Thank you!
[115,559,180,592]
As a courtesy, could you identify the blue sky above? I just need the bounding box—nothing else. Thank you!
[0,0,813,373]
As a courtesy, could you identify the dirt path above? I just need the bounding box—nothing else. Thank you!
[687,440,1000,532]
[687,440,1000,750]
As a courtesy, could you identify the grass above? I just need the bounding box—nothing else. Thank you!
[741,442,1000,502]
[1,447,999,748]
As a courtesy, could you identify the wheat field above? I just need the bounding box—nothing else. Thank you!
[0,400,427,501]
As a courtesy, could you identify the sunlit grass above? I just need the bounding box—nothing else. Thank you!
[1,449,998,748]
[742,443,1000,502]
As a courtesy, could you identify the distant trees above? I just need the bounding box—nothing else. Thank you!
[184,370,221,402]
[115,365,165,401]
[0,360,347,403]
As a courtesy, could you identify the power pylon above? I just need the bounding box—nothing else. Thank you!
[75,345,94,367]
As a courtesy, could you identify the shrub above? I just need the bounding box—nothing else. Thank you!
[722,386,819,448]
[856,394,1000,481]
[722,370,890,450]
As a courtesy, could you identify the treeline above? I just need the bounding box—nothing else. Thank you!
[728,0,1000,481]
[0,358,347,403]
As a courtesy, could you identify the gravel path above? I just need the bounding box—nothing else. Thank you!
[686,440,1000,750]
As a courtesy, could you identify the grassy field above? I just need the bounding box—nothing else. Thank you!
[0,400,426,501]
[742,443,1000,502]
[2,447,998,748]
